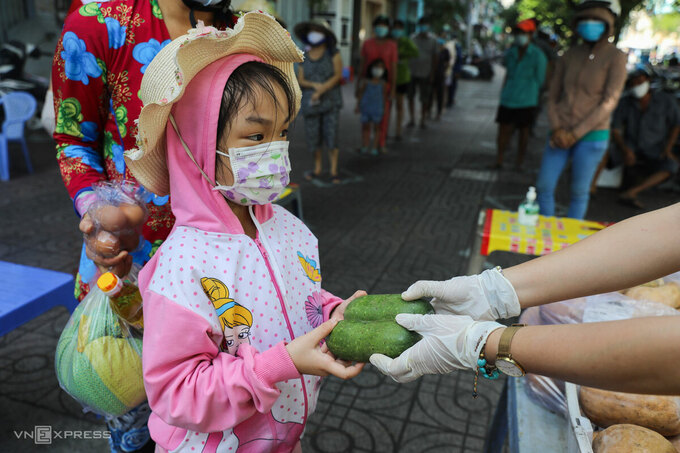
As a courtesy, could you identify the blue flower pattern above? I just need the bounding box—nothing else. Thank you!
[132,39,170,74]
[81,121,98,142]
[140,190,169,207]
[63,145,104,173]
[105,17,127,49]
[61,31,102,85]
[112,142,125,174]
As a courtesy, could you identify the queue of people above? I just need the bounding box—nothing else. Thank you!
[495,0,680,220]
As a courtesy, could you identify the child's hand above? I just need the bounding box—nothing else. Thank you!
[331,290,367,320]
[354,104,359,114]
[286,318,365,379]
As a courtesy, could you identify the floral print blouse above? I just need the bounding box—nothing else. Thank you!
[52,0,233,299]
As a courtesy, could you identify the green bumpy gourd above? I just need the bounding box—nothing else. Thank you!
[326,294,433,362]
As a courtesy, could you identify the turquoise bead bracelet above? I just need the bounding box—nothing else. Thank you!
[473,349,499,398]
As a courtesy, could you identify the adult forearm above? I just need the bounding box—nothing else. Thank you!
[485,317,680,394]
[611,129,627,151]
[665,126,680,155]
[319,74,342,94]
[503,203,680,308]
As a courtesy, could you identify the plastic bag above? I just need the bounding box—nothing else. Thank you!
[85,181,148,259]
[55,272,145,418]
[521,290,679,416]
[539,291,678,326]
[519,307,569,414]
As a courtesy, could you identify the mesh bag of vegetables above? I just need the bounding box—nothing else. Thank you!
[55,280,145,418]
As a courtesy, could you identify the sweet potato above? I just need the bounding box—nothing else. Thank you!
[580,387,680,436]
[625,283,680,308]
[592,424,675,452]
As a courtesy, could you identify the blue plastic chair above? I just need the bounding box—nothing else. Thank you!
[0,91,37,181]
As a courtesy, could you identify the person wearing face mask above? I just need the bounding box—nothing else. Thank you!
[611,69,680,209]
[357,15,398,154]
[52,2,235,451]
[125,13,365,452]
[492,19,547,170]
[356,59,390,155]
[391,19,419,141]
[432,33,452,122]
[535,0,627,219]
[294,19,344,183]
[407,17,438,129]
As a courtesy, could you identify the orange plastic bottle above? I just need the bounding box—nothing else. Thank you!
[97,272,144,330]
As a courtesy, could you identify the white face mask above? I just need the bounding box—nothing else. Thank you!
[371,67,385,79]
[307,31,326,46]
[215,141,291,205]
[631,81,650,99]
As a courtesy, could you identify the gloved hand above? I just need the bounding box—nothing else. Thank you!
[401,268,520,321]
[370,314,504,383]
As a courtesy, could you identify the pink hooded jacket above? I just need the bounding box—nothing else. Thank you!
[138,54,343,453]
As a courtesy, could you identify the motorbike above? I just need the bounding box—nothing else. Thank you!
[0,40,50,128]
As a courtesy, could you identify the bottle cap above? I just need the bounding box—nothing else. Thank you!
[527,186,537,201]
[97,272,121,293]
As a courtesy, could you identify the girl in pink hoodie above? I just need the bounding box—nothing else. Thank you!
[125,16,364,453]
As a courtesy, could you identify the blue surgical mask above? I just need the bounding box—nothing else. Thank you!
[307,31,326,46]
[514,35,529,47]
[417,24,430,34]
[375,25,389,38]
[577,20,606,42]
[391,29,405,39]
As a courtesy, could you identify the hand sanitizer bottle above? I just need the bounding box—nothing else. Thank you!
[518,186,539,226]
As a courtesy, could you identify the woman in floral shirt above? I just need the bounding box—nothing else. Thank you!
[52,1,233,451]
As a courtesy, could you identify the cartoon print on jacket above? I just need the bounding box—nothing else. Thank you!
[201,277,252,354]
[199,276,305,452]
[297,251,321,283]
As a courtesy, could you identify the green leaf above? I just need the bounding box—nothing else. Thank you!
[55,98,84,138]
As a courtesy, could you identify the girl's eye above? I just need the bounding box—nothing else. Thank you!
[226,340,234,346]
[280,129,289,138]
[247,134,265,141]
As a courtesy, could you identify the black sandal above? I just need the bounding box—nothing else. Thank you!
[304,170,320,181]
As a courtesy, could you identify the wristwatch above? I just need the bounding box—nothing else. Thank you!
[494,324,526,377]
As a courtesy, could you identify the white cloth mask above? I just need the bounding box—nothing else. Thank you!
[631,81,650,99]
[215,141,291,205]
[371,67,385,79]
[307,31,326,45]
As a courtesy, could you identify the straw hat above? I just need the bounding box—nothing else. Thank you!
[293,18,337,49]
[125,11,304,196]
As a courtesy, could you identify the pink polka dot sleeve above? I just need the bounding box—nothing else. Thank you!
[320,289,343,322]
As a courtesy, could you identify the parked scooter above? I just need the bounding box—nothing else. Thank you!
[0,40,49,128]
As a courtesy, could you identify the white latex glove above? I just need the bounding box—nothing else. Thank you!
[369,313,504,383]
[401,268,520,321]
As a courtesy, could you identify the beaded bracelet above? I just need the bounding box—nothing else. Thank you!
[472,348,500,399]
